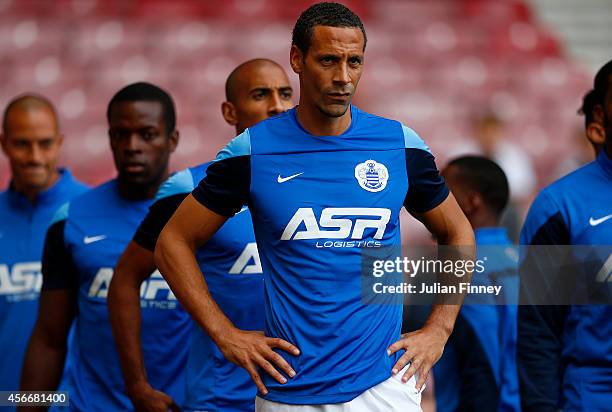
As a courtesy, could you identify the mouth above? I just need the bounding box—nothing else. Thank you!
[327,92,351,103]
[123,162,147,173]
[22,165,46,173]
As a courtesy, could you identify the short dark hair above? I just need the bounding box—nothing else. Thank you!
[3,93,58,134]
[593,59,612,106]
[292,2,367,54]
[447,155,509,216]
[578,89,597,128]
[107,82,176,134]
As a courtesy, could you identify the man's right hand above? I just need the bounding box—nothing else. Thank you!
[127,381,180,412]
[217,328,300,395]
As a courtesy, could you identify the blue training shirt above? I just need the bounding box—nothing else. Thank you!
[434,227,520,412]
[41,179,191,411]
[518,150,612,412]
[133,162,264,412]
[192,106,449,404]
[0,169,87,396]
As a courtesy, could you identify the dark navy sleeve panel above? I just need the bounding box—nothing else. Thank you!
[403,148,450,213]
[517,304,568,412]
[453,314,500,412]
[518,190,570,412]
[520,189,568,246]
[133,193,188,251]
[192,155,250,217]
[41,219,79,291]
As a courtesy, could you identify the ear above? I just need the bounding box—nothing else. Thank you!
[290,45,304,75]
[586,121,606,147]
[0,133,6,155]
[221,101,238,126]
[168,130,179,153]
[465,191,482,216]
[56,133,64,148]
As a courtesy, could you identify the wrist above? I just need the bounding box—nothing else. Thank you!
[125,379,152,397]
[424,319,453,341]
[211,322,239,348]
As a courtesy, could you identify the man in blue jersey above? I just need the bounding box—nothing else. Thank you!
[518,60,612,411]
[435,156,520,412]
[108,58,293,412]
[155,3,474,411]
[0,95,87,396]
[19,82,183,411]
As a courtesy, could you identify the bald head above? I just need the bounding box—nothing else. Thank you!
[222,58,294,134]
[1,94,63,200]
[3,94,58,135]
[225,59,289,103]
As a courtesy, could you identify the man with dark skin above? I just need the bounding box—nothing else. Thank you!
[108,59,293,412]
[19,83,181,412]
[0,95,87,398]
[437,156,520,412]
[155,3,473,411]
[518,60,612,412]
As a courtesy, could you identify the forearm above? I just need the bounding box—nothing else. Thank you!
[107,274,148,393]
[428,225,475,335]
[19,329,66,395]
[155,228,234,344]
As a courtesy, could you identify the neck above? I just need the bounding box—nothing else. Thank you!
[296,101,352,136]
[117,170,169,201]
[12,169,60,204]
[470,211,499,230]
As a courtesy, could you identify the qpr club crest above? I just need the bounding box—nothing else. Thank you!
[354,160,389,192]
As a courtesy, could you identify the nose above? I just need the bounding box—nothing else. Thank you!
[268,91,284,116]
[124,133,142,153]
[29,142,43,163]
[333,61,350,85]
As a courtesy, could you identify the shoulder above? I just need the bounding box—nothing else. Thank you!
[50,201,71,225]
[60,169,89,192]
[216,130,252,161]
[155,164,211,201]
[66,179,116,212]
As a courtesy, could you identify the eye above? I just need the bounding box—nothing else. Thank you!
[142,130,157,141]
[39,139,54,149]
[349,56,363,66]
[281,90,293,100]
[320,56,336,65]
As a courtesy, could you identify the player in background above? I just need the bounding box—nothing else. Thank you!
[19,83,181,411]
[107,58,293,412]
[436,156,520,412]
[579,88,605,155]
[155,3,474,411]
[518,60,612,411]
[0,95,87,397]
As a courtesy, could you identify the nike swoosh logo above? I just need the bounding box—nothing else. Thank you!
[277,172,303,183]
[235,206,248,215]
[589,214,612,226]
[83,235,107,244]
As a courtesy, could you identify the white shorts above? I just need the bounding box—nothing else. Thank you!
[255,366,423,412]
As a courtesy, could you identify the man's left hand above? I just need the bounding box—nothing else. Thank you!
[387,323,450,391]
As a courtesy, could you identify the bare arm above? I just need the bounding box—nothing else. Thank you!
[155,194,299,395]
[19,289,76,411]
[417,193,475,336]
[108,241,178,412]
[389,194,475,390]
